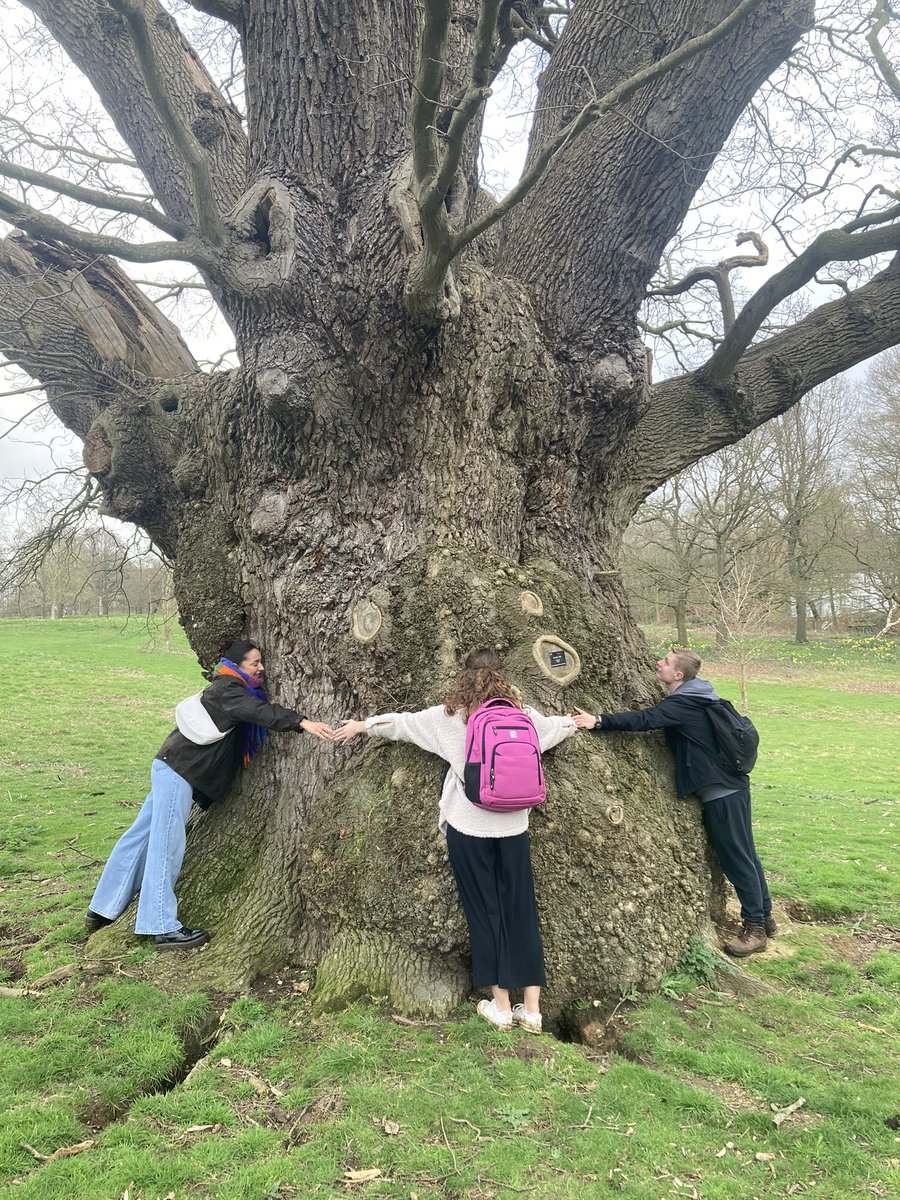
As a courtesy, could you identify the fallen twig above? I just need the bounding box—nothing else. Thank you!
[772,1097,806,1126]
[20,1139,94,1163]
[572,1103,594,1129]
[32,961,112,990]
[439,1115,459,1173]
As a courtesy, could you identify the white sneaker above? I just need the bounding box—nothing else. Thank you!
[512,1003,542,1034]
[477,999,513,1030]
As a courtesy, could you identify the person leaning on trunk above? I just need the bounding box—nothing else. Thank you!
[85,639,334,950]
[573,648,774,957]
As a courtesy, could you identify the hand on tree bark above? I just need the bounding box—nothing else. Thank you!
[572,708,599,730]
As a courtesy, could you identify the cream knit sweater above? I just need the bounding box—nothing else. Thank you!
[364,704,576,838]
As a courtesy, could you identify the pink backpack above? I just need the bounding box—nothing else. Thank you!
[463,698,546,812]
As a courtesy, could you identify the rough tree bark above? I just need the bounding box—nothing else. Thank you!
[4,0,900,1019]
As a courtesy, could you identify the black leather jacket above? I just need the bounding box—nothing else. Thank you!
[156,674,306,806]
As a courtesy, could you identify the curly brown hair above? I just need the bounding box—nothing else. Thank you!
[443,648,520,720]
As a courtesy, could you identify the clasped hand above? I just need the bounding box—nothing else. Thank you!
[298,718,367,742]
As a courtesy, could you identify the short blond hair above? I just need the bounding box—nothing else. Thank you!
[671,648,701,680]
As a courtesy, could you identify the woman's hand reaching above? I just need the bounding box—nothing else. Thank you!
[332,719,367,744]
[299,719,337,740]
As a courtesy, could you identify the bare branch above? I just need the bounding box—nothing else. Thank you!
[178,0,241,25]
[630,257,900,503]
[427,1,503,213]
[705,216,900,381]
[648,232,769,333]
[410,1,452,199]
[108,0,226,245]
[867,0,900,102]
[0,189,212,266]
[22,0,246,230]
[452,0,769,255]
[0,158,187,239]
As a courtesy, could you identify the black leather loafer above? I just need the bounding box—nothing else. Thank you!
[85,910,114,933]
[153,926,210,950]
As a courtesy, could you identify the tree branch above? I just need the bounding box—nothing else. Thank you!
[178,0,241,25]
[0,190,212,266]
[647,232,768,333]
[868,0,900,103]
[410,0,452,200]
[427,1,503,214]
[704,216,900,380]
[22,0,246,230]
[0,233,203,555]
[457,0,769,255]
[405,0,774,318]
[108,0,226,245]
[0,233,199,418]
[496,0,812,339]
[0,158,187,239]
[626,256,900,504]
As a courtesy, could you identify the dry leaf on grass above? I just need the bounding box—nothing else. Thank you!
[381,1117,400,1135]
[343,1167,384,1183]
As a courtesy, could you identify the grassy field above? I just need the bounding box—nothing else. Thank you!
[0,618,897,1200]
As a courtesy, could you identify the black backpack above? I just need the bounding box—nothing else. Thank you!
[704,699,759,774]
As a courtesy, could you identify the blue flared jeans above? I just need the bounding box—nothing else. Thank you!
[90,758,194,935]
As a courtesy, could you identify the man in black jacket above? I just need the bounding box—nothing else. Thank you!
[573,648,773,956]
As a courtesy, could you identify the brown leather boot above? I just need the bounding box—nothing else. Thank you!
[764,914,777,937]
[724,922,768,956]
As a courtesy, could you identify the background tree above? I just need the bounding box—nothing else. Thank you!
[1,0,900,1016]
[846,348,900,634]
[764,385,848,642]
[622,474,707,647]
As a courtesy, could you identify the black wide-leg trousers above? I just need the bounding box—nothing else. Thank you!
[445,824,546,990]
[701,786,772,927]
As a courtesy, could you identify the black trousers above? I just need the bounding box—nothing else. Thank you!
[701,787,772,927]
[445,825,546,990]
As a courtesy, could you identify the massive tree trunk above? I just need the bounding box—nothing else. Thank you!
[4,0,900,1018]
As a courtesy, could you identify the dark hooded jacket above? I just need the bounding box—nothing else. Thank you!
[593,678,747,798]
[156,674,306,807]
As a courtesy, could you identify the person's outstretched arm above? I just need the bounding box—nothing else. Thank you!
[213,679,334,739]
[572,700,683,733]
[528,708,577,752]
[333,706,449,758]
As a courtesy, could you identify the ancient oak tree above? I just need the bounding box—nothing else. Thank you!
[2,1,899,1014]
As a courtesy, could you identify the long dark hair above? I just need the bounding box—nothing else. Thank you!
[443,648,520,720]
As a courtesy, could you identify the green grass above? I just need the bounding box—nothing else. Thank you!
[0,619,898,1199]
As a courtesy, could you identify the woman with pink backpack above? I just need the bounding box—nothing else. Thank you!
[334,648,575,1033]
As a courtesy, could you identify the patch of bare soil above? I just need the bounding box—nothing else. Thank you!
[249,963,315,1006]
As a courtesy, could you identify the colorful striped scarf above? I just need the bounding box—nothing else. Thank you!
[216,658,269,766]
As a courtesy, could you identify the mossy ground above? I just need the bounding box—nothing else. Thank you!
[0,618,897,1198]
